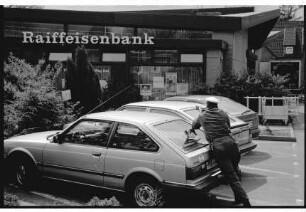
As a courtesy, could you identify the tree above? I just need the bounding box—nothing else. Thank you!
[279,5,304,21]
[4,55,79,138]
[66,46,102,114]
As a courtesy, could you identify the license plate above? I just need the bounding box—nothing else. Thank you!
[206,159,216,170]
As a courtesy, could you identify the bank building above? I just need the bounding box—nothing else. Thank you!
[3,6,282,100]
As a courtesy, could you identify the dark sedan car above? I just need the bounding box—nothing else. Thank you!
[165,95,260,138]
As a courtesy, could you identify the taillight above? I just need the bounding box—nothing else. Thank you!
[186,163,207,180]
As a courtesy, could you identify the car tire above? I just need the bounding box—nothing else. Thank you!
[12,156,36,190]
[128,178,165,207]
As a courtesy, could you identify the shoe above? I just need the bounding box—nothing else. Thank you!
[233,199,251,207]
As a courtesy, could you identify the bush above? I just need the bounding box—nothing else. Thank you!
[87,196,121,207]
[4,193,20,206]
[4,55,80,138]
[212,71,289,105]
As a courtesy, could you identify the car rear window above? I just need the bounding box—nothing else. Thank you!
[219,101,250,114]
[153,119,209,153]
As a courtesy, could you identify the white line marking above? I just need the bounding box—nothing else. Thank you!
[240,165,295,176]
[30,191,82,206]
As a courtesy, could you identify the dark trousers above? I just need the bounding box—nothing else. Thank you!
[211,135,249,203]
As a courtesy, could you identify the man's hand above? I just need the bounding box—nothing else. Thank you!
[189,128,196,135]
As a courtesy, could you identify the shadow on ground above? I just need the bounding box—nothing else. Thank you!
[240,151,272,166]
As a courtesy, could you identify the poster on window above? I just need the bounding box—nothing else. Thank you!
[177,83,189,95]
[140,84,152,96]
[61,89,71,101]
[165,73,177,95]
[153,76,164,88]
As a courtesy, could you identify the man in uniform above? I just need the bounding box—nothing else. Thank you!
[190,97,251,207]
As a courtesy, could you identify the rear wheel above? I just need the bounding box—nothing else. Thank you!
[128,178,165,207]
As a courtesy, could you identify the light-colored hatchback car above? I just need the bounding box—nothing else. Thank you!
[4,111,222,207]
[118,101,257,154]
[164,95,260,138]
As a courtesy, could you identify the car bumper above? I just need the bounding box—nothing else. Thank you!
[162,169,223,192]
[239,141,257,154]
[251,128,260,138]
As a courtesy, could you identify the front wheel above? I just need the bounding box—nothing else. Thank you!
[130,179,165,207]
[12,157,36,190]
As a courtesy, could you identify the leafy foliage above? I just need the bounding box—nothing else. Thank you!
[204,71,290,111]
[4,193,20,206]
[66,46,102,114]
[4,56,80,138]
[279,5,303,21]
[87,196,121,207]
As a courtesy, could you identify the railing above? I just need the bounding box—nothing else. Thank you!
[245,96,300,125]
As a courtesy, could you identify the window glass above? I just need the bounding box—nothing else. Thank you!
[153,119,208,153]
[150,109,181,118]
[62,120,112,147]
[120,106,147,112]
[4,21,64,38]
[110,123,159,152]
[102,53,126,62]
[154,50,179,64]
[183,108,201,119]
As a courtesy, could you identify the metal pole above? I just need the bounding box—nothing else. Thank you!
[86,84,133,115]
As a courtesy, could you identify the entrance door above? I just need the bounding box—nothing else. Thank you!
[271,62,300,89]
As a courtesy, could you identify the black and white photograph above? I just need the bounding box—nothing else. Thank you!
[1,2,305,209]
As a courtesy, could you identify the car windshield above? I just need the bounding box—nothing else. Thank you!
[153,119,209,153]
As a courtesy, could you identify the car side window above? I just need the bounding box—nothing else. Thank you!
[61,120,113,147]
[110,123,159,152]
[150,109,181,118]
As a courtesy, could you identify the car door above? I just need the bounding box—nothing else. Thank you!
[42,119,113,186]
[104,122,162,190]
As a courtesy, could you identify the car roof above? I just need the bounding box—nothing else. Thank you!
[82,110,178,124]
[123,100,201,110]
[165,95,230,102]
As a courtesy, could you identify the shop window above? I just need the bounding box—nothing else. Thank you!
[49,53,72,62]
[4,21,64,38]
[102,53,126,62]
[154,50,179,64]
[87,49,100,63]
[129,50,152,63]
[181,54,203,63]
[105,26,135,37]
[68,24,107,36]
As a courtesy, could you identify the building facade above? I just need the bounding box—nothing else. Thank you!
[256,20,304,90]
[4,7,279,99]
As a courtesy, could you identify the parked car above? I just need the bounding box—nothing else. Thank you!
[4,111,222,207]
[164,95,260,138]
[118,101,256,154]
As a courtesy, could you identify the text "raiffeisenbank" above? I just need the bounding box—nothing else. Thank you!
[22,32,155,45]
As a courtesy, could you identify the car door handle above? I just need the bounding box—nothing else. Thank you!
[92,153,102,157]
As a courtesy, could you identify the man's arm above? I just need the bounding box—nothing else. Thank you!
[191,116,202,132]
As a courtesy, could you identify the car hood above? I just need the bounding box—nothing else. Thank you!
[5,130,61,143]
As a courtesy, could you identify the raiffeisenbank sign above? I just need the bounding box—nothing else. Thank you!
[22,32,155,45]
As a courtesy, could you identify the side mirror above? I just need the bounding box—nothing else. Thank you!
[53,134,63,144]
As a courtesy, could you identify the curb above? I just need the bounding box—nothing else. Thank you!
[257,135,296,142]
[257,123,296,142]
